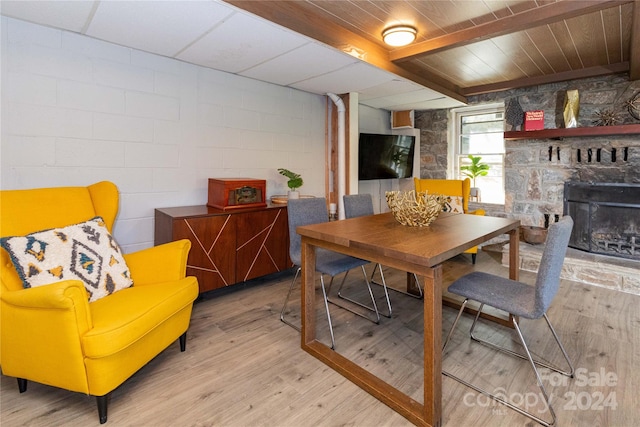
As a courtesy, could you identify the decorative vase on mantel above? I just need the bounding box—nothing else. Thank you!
[563,89,579,128]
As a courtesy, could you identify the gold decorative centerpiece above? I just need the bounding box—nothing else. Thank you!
[385,190,446,227]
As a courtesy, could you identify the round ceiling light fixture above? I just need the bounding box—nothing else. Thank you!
[382,25,417,47]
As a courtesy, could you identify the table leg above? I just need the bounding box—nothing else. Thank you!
[300,236,441,426]
[301,237,317,345]
[422,265,443,427]
[508,227,520,325]
[508,227,520,281]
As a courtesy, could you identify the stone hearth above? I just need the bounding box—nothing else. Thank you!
[501,242,640,296]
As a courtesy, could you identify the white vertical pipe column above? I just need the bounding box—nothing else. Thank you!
[327,93,346,220]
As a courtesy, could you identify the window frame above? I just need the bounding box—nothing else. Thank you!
[448,103,505,205]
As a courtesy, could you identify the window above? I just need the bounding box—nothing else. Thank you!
[450,104,505,204]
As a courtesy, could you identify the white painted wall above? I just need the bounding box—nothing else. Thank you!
[0,17,327,253]
[357,104,418,213]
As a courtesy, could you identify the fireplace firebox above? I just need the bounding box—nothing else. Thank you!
[563,182,640,261]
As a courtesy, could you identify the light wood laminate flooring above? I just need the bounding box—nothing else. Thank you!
[1,251,638,426]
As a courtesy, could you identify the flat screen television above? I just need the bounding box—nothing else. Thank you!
[358,133,416,180]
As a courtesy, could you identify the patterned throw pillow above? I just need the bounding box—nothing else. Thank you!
[0,217,133,302]
[442,195,464,214]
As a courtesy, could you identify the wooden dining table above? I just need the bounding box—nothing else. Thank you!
[297,211,521,427]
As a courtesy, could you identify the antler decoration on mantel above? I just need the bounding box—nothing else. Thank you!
[626,92,640,121]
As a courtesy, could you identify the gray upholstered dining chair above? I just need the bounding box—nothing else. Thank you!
[280,197,380,349]
[343,193,422,318]
[442,215,574,427]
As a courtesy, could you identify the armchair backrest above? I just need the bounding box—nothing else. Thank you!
[0,181,119,292]
[414,178,471,213]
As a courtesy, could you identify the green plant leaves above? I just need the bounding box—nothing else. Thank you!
[278,168,303,190]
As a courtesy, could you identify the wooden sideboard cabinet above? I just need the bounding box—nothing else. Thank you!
[155,204,290,293]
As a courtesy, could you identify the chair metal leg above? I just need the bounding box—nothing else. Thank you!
[328,266,380,324]
[442,303,574,427]
[17,378,27,393]
[469,305,574,377]
[369,263,392,317]
[443,317,558,426]
[319,275,336,350]
[372,267,423,300]
[442,298,468,351]
[541,313,575,378]
[280,267,302,331]
[409,273,423,298]
[510,316,557,426]
[280,268,337,349]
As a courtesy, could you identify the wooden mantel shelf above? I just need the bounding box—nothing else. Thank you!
[504,124,640,140]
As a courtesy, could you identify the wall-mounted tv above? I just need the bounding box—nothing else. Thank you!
[358,133,416,181]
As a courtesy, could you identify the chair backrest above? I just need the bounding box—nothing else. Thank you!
[287,197,328,266]
[414,178,471,213]
[0,181,119,292]
[534,215,574,316]
[343,194,374,218]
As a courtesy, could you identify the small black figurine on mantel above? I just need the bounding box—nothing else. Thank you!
[505,97,524,131]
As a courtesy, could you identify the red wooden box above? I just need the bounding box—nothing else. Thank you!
[207,178,267,210]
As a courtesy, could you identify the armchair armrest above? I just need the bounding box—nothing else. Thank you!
[0,280,93,392]
[468,208,486,216]
[2,280,90,312]
[124,239,191,286]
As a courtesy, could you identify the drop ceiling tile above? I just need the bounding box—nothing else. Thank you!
[361,90,465,111]
[239,42,358,86]
[364,88,446,108]
[0,0,96,32]
[86,1,235,57]
[358,79,430,100]
[177,12,308,74]
[1,1,461,111]
[291,62,397,95]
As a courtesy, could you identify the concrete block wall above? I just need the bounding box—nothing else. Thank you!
[1,17,327,253]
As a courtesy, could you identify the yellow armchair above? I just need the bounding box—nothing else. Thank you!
[414,177,486,263]
[0,181,199,423]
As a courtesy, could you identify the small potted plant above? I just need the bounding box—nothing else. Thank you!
[460,155,489,199]
[278,168,303,199]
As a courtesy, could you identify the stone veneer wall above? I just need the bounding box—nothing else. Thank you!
[414,109,449,179]
[415,73,640,228]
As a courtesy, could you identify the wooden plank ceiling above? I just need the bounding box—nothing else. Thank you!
[226,0,640,104]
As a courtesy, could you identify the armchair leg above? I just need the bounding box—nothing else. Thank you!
[17,378,27,393]
[179,332,187,352]
[471,253,477,264]
[96,394,108,424]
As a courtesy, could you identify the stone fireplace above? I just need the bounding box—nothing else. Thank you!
[414,73,640,295]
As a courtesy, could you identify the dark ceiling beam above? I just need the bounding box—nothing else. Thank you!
[630,0,640,81]
[223,0,468,104]
[390,0,632,62]
[461,63,631,96]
